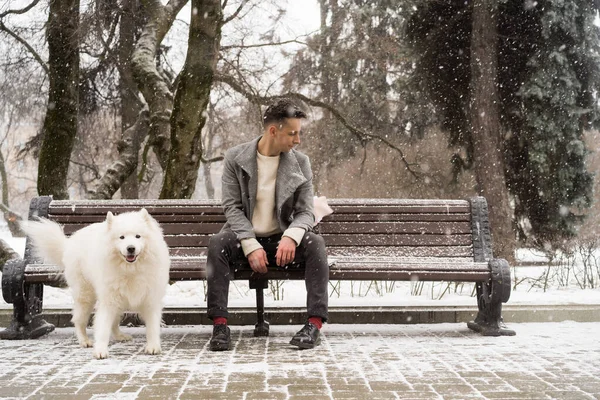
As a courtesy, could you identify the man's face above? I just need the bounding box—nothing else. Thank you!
[272,118,302,153]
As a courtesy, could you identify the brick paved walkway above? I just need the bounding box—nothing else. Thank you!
[0,322,599,399]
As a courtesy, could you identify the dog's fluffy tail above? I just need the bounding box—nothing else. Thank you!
[20,219,67,268]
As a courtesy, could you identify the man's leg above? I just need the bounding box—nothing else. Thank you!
[290,231,329,348]
[206,230,243,351]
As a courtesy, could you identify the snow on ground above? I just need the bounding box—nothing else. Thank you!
[2,321,600,399]
[2,223,600,310]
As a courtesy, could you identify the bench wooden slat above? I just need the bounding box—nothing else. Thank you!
[169,248,209,257]
[48,214,229,224]
[48,199,469,216]
[319,221,471,234]
[321,234,473,247]
[166,246,476,258]
[167,260,489,271]
[48,213,472,224]
[59,221,472,236]
[48,198,468,206]
[327,246,474,258]
[323,213,471,222]
[169,270,490,281]
[60,222,224,236]
[328,205,469,214]
[49,205,225,215]
[159,234,474,247]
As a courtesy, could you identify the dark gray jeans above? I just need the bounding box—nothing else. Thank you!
[206,230,329,322]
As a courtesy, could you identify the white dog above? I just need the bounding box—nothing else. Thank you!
[22,209,170,359]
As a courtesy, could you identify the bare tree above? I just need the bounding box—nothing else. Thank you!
[119,0,146,198]
[131,0,188,170]
[37,0,81,199]
[160,0,222,198]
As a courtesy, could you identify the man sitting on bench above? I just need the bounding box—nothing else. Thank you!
[206,98,329,351]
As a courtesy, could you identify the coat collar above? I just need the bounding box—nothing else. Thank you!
[234,136,261,177]
[233,135,308,211]
[275,147,307,210]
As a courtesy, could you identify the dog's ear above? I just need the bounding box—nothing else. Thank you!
[106,211,114,228]
[140,208,151,221]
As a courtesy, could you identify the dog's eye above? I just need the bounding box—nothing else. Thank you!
[135,235,141,239]
[119,236,124,240]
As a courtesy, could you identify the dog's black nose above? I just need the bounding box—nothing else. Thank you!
[127,246,135,254]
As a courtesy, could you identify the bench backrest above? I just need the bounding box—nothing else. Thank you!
[35,197,490,263]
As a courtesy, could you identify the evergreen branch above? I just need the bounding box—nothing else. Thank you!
[213,73,421,179]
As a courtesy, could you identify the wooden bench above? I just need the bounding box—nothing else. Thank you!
[1,195,514,340]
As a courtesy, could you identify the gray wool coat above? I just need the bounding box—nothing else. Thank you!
[220,136,315,241]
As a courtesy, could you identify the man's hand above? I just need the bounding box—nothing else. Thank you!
[247,248,268,273]
[276,236,297,266]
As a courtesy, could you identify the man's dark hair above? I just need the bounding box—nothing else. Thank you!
[262,98,307,127]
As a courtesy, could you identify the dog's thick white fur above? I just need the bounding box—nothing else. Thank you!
[21,209,170,359]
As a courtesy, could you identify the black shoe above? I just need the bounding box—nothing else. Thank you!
[290,322,321,349]
[210,324,231,351]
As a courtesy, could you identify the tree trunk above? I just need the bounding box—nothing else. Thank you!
[37,0,80,200]
[88,109,150,199]
[203,126,216,198]
[0,152,23,236]
[159,0,222,199]
[470,0,515,262]
[119,0,143,198]
[131,0,188,170]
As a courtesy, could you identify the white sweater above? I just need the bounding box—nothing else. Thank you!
[240,151,305,256]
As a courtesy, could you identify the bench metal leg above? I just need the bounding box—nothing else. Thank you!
[1,259,55,340]
[467,259,515,336]
[249,278,269,337]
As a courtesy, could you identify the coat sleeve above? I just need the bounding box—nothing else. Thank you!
[221,153,255,241]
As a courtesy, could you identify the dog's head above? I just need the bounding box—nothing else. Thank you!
[106,208,155,264]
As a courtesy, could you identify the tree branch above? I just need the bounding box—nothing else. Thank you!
[162,0,190,41]
[201,155,224,163]
[132,0,188,169]
[0,0,41,18]
[222,0,250,25]
[213,73,421,179]
[69,159,101,179]
[0,21,48,74]
[89,108,150,199]
[221,38,307,51]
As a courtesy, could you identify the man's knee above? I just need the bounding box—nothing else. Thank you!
[302,231,325,249]
[301,232,327,259]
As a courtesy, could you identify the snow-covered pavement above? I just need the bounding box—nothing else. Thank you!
[0,322,598,399]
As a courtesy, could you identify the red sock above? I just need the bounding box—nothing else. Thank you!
[213,317,227,326]
[308,317,322,330]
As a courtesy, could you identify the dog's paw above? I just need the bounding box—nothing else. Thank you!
[113,331,133,342]
[79,338,94,348]
[145,343,161,355]
[93,346,109,359]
